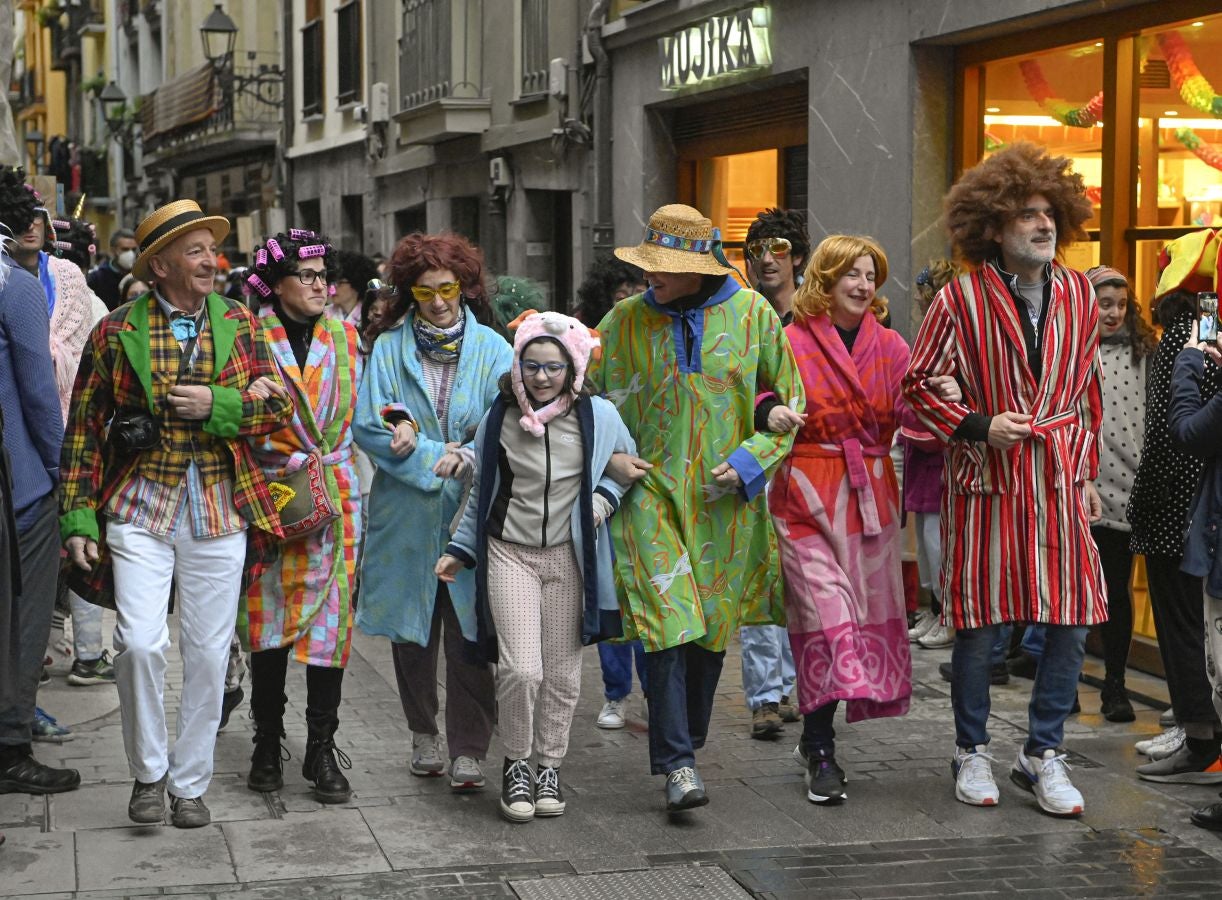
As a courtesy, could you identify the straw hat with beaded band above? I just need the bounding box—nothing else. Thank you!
[132,199,231,282]
[614,204,737,276]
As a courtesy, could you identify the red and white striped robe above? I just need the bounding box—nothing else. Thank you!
[902,262,1107,629]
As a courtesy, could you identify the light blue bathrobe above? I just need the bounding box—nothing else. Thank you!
[352,311,512,645]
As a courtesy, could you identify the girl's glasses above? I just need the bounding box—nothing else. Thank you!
[410,282,462,302]
[521,361,569,377]
[295,269,329,285]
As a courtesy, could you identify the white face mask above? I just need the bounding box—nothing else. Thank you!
[117,249,136,271]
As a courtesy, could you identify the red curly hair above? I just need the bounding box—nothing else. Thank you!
[944,142,1093,266]
[375,231,494,337]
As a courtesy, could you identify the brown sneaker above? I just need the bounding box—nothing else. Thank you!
[777,695,800,723]
[169,793,211,828]
[750,702,784,740]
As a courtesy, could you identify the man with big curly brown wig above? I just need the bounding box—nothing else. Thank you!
[903,142,1105,819]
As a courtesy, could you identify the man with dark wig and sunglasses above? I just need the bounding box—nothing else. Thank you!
[744,207,810,325]
[59,200,292,828]
[737,208,810,743]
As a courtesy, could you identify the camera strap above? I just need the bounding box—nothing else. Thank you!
[176,333,199,384]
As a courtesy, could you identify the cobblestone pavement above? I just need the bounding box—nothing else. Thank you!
[4,616,1222,898]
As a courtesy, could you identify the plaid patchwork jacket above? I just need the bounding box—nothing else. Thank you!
[59,291,292,606]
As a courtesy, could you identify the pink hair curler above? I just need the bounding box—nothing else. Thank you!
[267,239,284,261]
[247,273,272,297]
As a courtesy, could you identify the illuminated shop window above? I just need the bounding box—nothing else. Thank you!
[981,38,1104,276]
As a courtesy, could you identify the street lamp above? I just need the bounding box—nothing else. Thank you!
[200,4,238,64]
[24,130,45,174]
[98,81,134,146]
[199,3,282,108]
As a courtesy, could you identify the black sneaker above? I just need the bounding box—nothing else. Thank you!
[500,758,534,823]
[68,651,116,686]
[1100,681,1135,723]
[805,748,847,804]
[218,686,245,733]
[534,765,565,817]
[0,747,81,794]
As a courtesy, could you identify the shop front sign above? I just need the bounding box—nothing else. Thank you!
[659,6,771,91]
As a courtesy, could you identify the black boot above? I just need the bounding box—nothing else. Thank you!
[1100,677,1136,723]
[0,743,81,794]
[302,720,351,804]
[247,724,288,793]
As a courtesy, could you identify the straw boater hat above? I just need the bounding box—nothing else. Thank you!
[132,199,230,281]
[614,204,736,276]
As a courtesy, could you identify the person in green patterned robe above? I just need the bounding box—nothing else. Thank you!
[588,204,803,812]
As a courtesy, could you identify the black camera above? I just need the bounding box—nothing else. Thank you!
[107,408,160,456]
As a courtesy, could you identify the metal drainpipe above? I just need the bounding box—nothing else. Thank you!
[586,0,613,256]
[280,0,295,223]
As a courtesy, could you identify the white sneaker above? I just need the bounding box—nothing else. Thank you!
[597,698,627,730]
[1010,748,1084,817]
[907,610,937,643]
[449,755,485,792]
[918,622,953,649]
[1135,726,1185,759]
[952,745,999,806]
[409,732,445,777]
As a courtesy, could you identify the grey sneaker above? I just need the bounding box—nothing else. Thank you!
[665,766,708,811]
[410,732,445,777]
[169,793,211,828]
[449,755,485,792]
[534,765,565,816]
[128,774,167,824]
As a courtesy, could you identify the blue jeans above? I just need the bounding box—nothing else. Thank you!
[644,642,725,775]
[740,625,795,710]
[598,640,647,701]
[952,623,1087,754]
[1021,624,1046,658]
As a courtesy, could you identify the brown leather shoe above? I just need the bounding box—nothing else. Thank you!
[128,774,167,823]
[751,702,784,739]
[778,695,800,723]
[169,793,211,828]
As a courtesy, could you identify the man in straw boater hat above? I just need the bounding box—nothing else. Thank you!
[58,200,292,828]
[903,142,1105,818]
[588,203,803,812]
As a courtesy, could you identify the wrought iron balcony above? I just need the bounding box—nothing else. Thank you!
[139,56,282,167]
[396,0,489,143]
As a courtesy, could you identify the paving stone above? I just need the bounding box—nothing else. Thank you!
[0,826,76,895]
[223,808,390,882]
[361,796,541,869]
[74,824,235,891]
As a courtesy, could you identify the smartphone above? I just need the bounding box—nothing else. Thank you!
[1198,292,1219,343]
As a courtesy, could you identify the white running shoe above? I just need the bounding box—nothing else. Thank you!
[952,745,999,806]
[449,755,485,792]
[1135,726,1185,759]
[597,698,627,730]
[1010,748,1084,817]
[907,610,937,643]
[918,622,953,649]
[409,732,445,777]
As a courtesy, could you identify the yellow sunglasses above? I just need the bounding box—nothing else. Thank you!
[410,281,462,302]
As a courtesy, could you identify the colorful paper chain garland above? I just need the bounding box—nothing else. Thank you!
[1018,35,1222,172]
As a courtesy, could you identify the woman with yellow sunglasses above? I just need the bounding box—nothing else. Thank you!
[352,231,512,796]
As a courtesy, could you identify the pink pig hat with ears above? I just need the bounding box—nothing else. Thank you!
[511,311,601,436]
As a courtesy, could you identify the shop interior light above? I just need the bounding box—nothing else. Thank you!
[984,114,1096,127]
[1137,117,1222,129]
[1164,110,1179,116]
[1094,41,1103,47]
[1191,21,1204,27]
[985,106,1001,113]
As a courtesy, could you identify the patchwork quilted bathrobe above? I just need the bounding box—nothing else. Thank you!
[769,311,913,721]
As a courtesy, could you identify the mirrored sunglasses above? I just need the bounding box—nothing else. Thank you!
[746,237,793,260]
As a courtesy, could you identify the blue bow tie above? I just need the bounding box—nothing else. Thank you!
[170,315,198,341]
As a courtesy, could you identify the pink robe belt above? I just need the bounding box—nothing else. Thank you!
[792,439,891,536]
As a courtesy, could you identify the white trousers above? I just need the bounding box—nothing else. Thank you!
[108,520,245,799]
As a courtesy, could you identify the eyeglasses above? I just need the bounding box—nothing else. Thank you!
[295,268,329,285]
[410,281,462,303]
[521,361,570,378]
[746,237,793,260]
[365,278,398,298]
